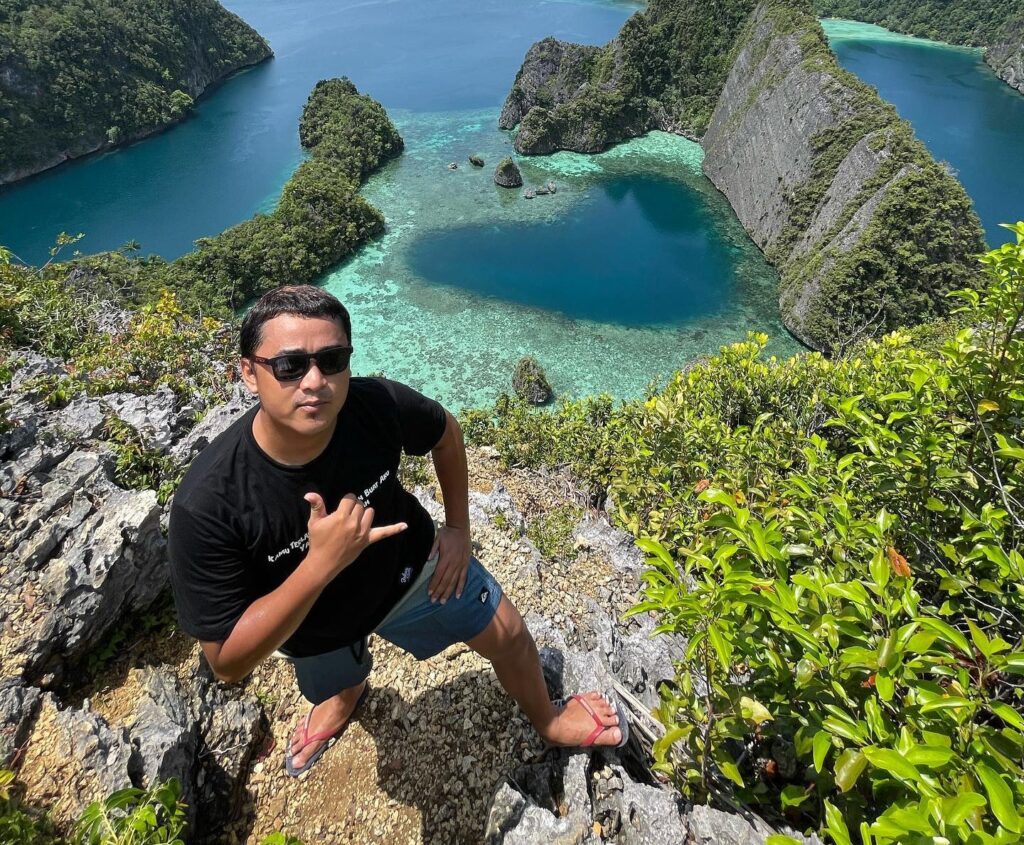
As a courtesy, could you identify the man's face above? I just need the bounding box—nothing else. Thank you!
[240,314,351,438]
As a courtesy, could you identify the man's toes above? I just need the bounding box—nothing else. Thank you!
[602,727,622,745]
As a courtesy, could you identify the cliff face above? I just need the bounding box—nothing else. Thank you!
[703,1,984,351]
[499,0,756,155]
[0,0,272,186]
[988,14,1024,94]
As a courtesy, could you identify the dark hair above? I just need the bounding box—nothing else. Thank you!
[239,285,352,357]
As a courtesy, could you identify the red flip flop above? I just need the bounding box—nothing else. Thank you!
[284,682,370,777]
[553,692,630,748]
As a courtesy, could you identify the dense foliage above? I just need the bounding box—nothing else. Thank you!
[464,225,1024,843]
[510,0,757,150]
[814,0,1024,48]
[0,0,271,183]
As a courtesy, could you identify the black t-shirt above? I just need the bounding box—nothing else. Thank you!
[167,377,447,657]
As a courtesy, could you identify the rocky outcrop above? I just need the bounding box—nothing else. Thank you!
[701,1,983,351]
[987,15,1024,95]
[494,157,524,188]
[512,356,553,404]
[499,0,754,155]
[0,0,273,186]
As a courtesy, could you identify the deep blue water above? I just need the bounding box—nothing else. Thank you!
[407,176,732,324]
[0,0,638,263]
[825,20,1024,245]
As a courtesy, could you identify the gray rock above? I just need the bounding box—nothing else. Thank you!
[132,670,198,816]
[685,803,777,845]
[0,678,40,767]
[468,482,526,535]
[572,515,643,578]
[469,154,486,167]
[169,385,255,466]
[594,764,687,844]
[17,486,164,683]
[701,4,981,351]
[51,694,136,809]
[189,663,265,835]
[102,386,180,452]
[7,351,65,392]
[494,157,524,188]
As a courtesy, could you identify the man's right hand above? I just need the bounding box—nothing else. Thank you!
[303,492,407,582]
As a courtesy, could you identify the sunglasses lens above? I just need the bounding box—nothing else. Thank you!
[273,355,310,381]
[316,347,351,375]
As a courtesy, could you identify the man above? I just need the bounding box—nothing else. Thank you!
[168,285,627,776]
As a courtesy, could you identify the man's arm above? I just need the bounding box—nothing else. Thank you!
[427,409,473,603]
[201,493,406,683]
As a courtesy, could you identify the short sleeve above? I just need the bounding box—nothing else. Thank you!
[167,502,252,642]
[378,378,448,456]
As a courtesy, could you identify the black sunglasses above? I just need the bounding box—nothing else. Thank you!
[250,345,354,382]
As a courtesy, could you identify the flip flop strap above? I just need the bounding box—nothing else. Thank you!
[571,694,607,747]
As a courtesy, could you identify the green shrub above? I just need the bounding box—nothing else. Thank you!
[74,779,186,845]
[630,224,1024,843]
[464,223,1024,842]
[0,770,58,845]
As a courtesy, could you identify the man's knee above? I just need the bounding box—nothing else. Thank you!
[469,597,532,659]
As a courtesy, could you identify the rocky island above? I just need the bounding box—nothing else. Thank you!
[500,0,984,352]
[0,0,272,186]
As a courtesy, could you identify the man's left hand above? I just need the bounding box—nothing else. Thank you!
[428,525,471,603]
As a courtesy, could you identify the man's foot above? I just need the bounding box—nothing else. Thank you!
[539,691,624,748]
[286,680,368,775]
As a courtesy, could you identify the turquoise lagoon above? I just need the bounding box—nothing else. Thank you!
[0,0,792,408]
[824,19,1024,246]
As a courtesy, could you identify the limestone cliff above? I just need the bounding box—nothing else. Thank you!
[0,0,272,186]
[988,14,1024,94]
[703,1,984,351]
[499,0,756,155]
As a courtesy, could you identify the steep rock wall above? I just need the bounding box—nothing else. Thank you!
[988,14,1024,94]
[702,1,984,351]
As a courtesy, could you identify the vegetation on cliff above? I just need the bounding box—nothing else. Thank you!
[58,77,403,319]
[464,225,1024,843]
[502,0,757,154]
[0,0,271,184]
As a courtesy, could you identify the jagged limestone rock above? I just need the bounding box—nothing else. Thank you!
[512,356,552,404]
[469,154,485,167]
[494,157,524,188]
[0,677,40,767]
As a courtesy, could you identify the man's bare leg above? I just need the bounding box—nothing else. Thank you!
[467,596,622,747]
[289,679,367,770]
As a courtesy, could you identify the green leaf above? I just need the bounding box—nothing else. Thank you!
[904,745,954,768]
[739,696,773,726]
[766,837,802,845]
[834,748,868,792]
[825,799,852,845]
[991,702,1024,733]
[708,624,732,672]
[874,670,894,702]
[780,784,811,809]
[977,763,1022,833]
[717,756,745,787]
[862,747,921,783]
[940,792,986,827]
[813,730,831,772]
[919,696,974,714]
[917,617,971,655]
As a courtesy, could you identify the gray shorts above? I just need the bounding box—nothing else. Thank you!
[284,554,503,704]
